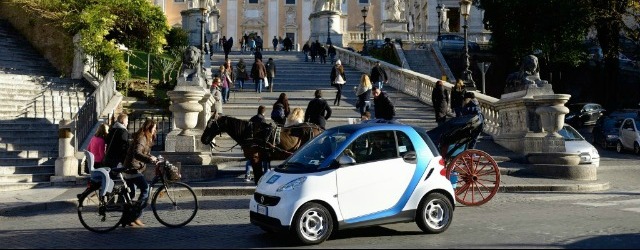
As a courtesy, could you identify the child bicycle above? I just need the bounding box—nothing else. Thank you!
[77,156,198,233]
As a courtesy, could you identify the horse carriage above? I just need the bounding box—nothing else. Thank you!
[426,114,501,206]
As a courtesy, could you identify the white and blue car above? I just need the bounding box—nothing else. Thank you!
[249,123,456,245]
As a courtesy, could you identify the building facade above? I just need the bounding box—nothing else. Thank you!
[150,0,490,49]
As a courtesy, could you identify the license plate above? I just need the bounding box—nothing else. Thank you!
[257,205,268,216]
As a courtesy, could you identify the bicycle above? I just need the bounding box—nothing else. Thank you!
[77,156,198,233]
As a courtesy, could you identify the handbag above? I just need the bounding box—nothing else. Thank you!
[263,76,269,87]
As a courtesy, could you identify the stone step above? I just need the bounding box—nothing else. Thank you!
[0,129,58,138]
[0,136,59,145]
[0,158,52,167]
[0,173,52,183]
[0,121,58,130]
[0,150,57,158]
[0,141,58,151]
[0,182,50,192]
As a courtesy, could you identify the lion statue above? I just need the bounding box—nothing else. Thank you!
[180,46,202,81]
[504,55,549,94]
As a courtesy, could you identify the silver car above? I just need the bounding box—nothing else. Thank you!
[559,124,600,166]
[617,117,640,154]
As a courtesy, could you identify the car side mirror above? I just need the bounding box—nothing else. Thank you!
[337,154,356,165]
[402,151,417,164]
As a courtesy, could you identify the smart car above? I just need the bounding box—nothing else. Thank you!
[617,117,640,154]
[249,123,455,245]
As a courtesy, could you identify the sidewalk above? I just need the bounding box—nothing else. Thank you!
[0,135,610,216]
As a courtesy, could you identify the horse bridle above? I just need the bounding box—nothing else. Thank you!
[206,115,241,152]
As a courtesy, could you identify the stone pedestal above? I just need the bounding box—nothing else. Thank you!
[309,11,344,46]
[52,119,78,183]
[381,20,409,41]
[181,8,220,47]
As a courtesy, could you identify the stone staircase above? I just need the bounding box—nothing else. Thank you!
[0,19,92,190]
[404,47,445,79]
[205,51,440,169]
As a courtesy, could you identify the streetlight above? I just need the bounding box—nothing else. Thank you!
[199,2,210,64]
[460,0,476,91]
[361,6,368,55]
[327,16,332,46]
[436,4,442,38]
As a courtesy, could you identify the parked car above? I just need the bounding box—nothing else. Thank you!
[592,110,638,149]
[559,124,600,165]
[249,123,455,245]
[365,39,386,49]
[565,103,605,127]
[437,34,480,52]
[617,117,640,154]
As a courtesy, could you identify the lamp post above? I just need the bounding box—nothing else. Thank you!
[327,16,332,46]
[460,0,476,90]
[199,3,210,64]
[361,6,368,55]
[436,4,442,38]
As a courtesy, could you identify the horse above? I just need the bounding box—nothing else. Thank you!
[200,112,324,184]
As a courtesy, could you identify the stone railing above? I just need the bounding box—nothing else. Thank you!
[334,47,500,137]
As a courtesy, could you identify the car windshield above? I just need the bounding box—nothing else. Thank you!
[559,125,584,141]
[276,129,353,173]
[604,118,621,130]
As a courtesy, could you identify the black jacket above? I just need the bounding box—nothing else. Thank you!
[373,92,395,120]
[304,98,332,129]
[104,122,129,168]
[370,65,388,83]
[431,84,450,119]
[450,87,466,109]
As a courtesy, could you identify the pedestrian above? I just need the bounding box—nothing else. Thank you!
[355,74,372,115]
[361,111,371,122]
[272,36,279,51]
[304,89,332,129]
[370,61,388,90]
[235,58,248,90]
[254,47,263,61]
[123,118,158,228]
[104,113,129,168]
[256,36,263,52]
[330,59,347,106]
[319,45,327,64]
[372,86,396,120]
[462,91,484,149]
[223,36,233,61]
[210,77,223,114]
[87,123,109,169]
[219,59,234,103]
[310,41,318,62]
[285,107,305,127]
[328,44,337,64]
[271,93,290,126]
[302,42,310,62]
[265,58,276,92]
[248,37,256,54]
[451,79,467,117]
[431,80,450,126]
[243,33,249,52]
[250,58,266,93]
[204,38,210,55]
[219,36,226,52]
[283,36,293,51]
[249,105,270,174]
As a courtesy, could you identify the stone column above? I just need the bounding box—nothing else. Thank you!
[309,11,344,47]
[51,119,78,183]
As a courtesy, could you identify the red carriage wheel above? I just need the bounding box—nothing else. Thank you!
[445,149,500,206]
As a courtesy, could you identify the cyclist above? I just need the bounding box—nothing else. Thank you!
[123,118,158,228]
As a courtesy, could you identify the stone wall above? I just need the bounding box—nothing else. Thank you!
[0,1,74,76]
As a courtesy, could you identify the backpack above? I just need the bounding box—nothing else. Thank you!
[271,104,285,124]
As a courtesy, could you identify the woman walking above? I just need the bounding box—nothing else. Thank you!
[235,58,248,90]
[330,59,347,106]
[220,59,235,103]
[271,93,290,126]
[451,79,467,117]
[355,74,373,115]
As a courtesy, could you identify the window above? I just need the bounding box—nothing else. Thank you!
[175,0,185,2]
[395,131,415,157]
[359,0,369,3]
[286,0,296,4]
[344,131,398,164]
[249,0,258,3]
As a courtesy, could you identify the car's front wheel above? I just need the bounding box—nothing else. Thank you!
[416,193,453,234]
[616,141,624,153]
[291,202,334,245]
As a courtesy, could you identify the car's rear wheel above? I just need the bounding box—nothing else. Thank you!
[291,202,333,245]
[416,193,453,234]
[616,141,624,153]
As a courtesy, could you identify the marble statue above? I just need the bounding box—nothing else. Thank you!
[504,55,550,94]
[386,0,402,21]
[180,46,202,81]
[192,0,216,9]
[313,0,341,12]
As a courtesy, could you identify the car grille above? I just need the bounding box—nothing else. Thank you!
[254,192,281,206]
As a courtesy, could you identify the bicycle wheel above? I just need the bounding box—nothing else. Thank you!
[151,182,198,227]
[77,190,123,233]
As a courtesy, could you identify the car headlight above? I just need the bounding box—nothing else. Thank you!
[591,147,599,157]
[277,177,307,192]
[606,134,618,139]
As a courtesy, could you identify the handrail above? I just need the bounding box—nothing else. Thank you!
[334,46,500,137]
[72,69,116,150]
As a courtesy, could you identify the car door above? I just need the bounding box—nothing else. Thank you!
[620,119,634,149]
[336,130,416,221]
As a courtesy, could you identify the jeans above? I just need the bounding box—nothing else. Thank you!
[124,175,149,219]
[221,87,230,103]
[304,52,309,62]
[330,54,335,64]
[374,81,384,90]
[359,101,371,115]
[255,79,263,93]
[267,77,274,92]
[236,78,245,89]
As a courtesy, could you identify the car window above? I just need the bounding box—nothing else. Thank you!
[395,131,415,157]
[622,120,633,129]
[280,130,352,173]
[559,126,584,141]
[584,105,593,112]
[343,131,398,164]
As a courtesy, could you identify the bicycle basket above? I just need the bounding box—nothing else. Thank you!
[163,161,181,182]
